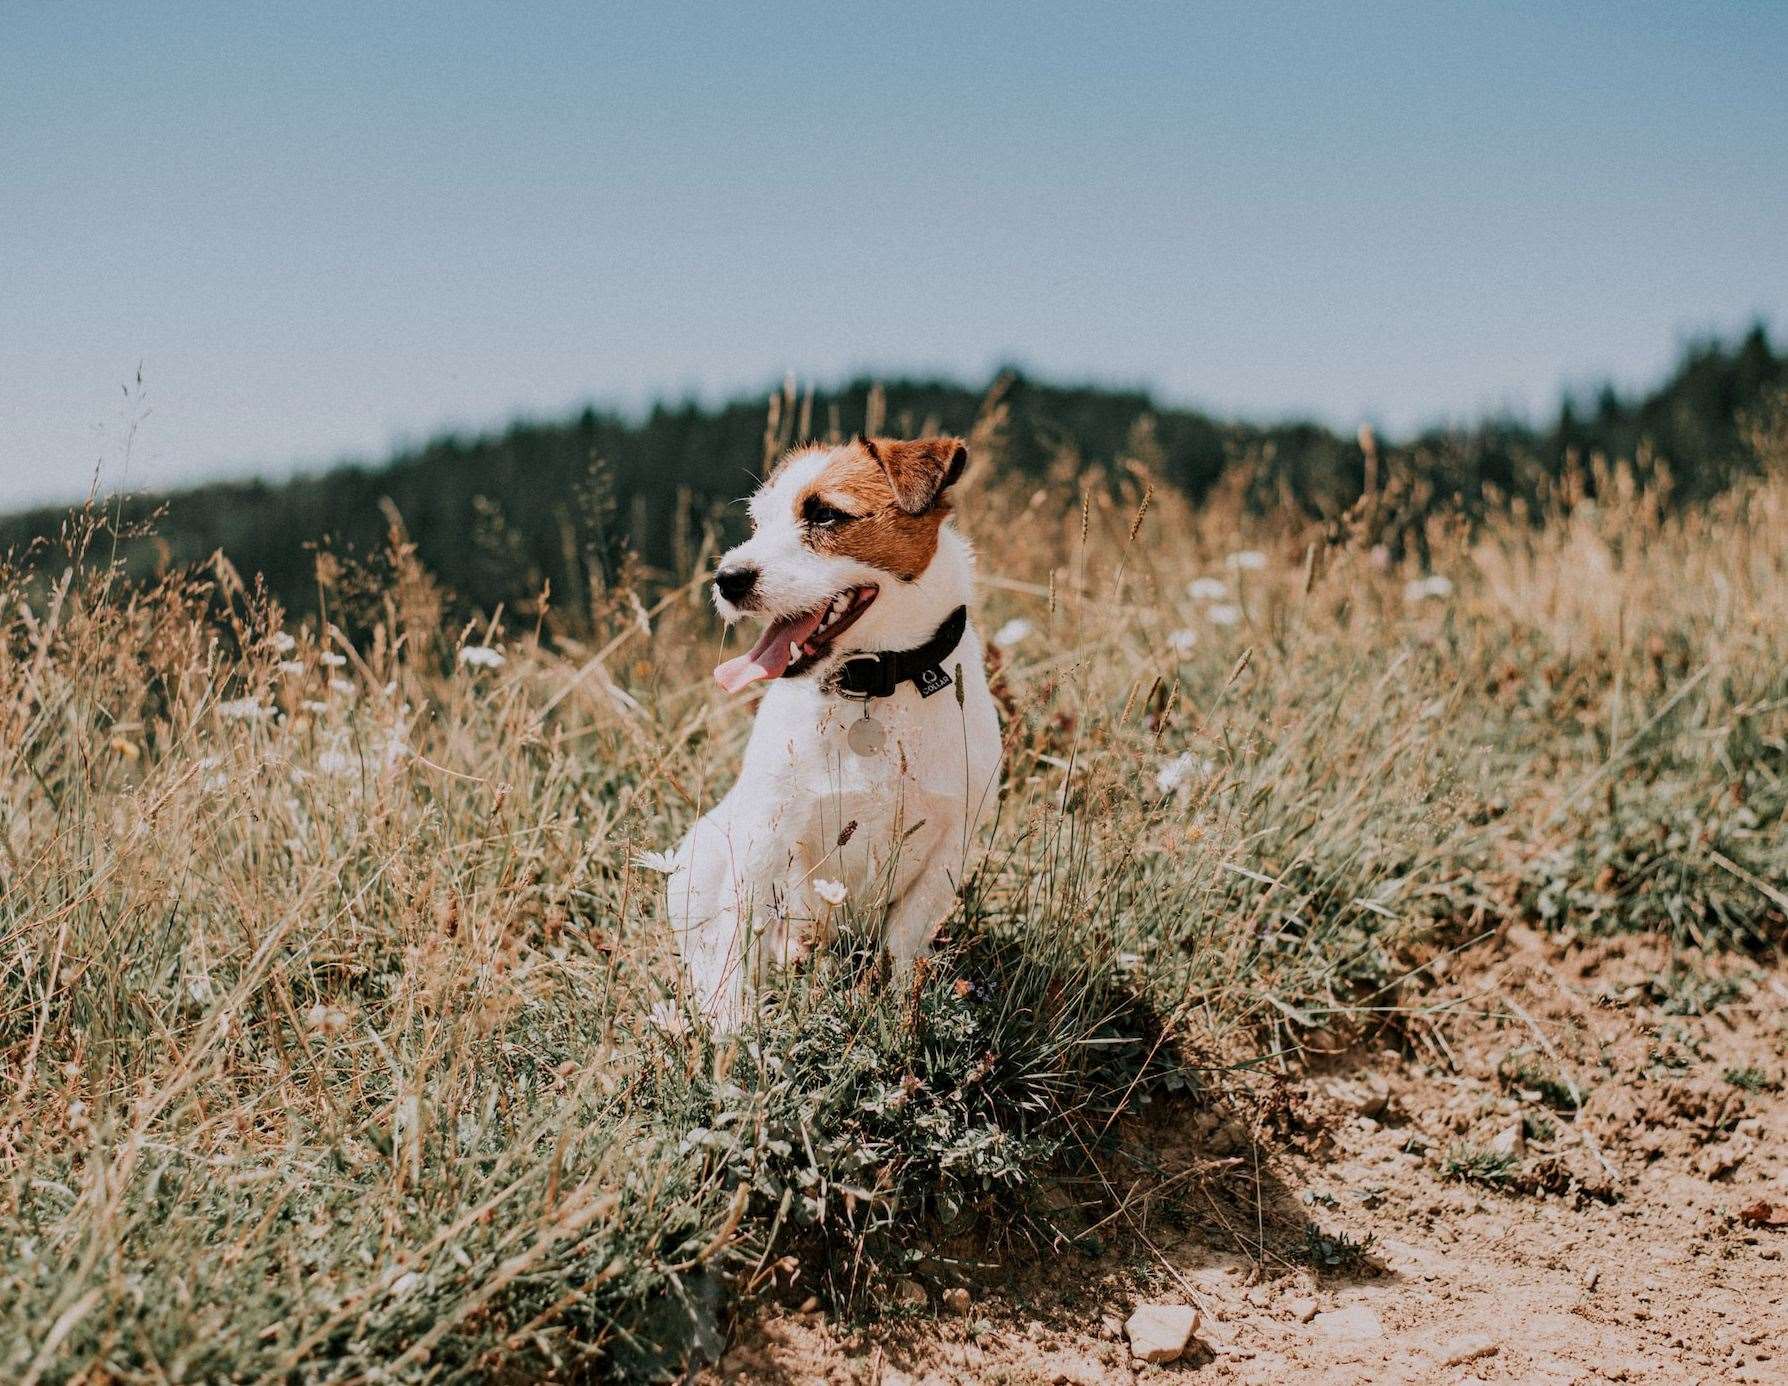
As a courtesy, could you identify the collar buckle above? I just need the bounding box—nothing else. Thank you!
[837,653,899,699]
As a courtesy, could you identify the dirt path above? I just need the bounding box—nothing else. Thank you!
[709,928,1787,1384]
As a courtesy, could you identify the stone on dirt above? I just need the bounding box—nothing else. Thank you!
[1313,1304,1384,1341]
[941,1286,971,1316]
[1288,1296,1319,1323]
[1124,1303,1201,1363]
[1490,1120,1526,1158]
[1439,1333,1500,1367]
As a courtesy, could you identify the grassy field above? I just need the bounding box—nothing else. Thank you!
[2,400,1784,1381]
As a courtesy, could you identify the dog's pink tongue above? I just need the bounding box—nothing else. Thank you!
[714,609,825,693]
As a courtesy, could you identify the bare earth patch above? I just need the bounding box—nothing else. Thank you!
[706,925,1787,1384]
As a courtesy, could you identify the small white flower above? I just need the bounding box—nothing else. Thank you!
[329,677,356,696]
[278,659,305,675]
[1224,549,1268,571]
[1154,751,1213,796]
[635,849,679,875]
[272,631,297,654]
[300,699,329,715]
[186,974,214,1004]
[218,696,272,721]
[991,618,1033,649]
[387,1271,421,1300]
[305,1003,349,1035]
[458,645,506,670]
[319,651,348,668]
[1188,577,1230,601]
[374,726,410,769]
[811,878,847,907]
[648,1001,689,1036]
[1403,575,1454,603]
[1206,603,1243,626]
[1168,627,1199,656]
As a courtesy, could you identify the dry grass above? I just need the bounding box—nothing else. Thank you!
[2,404,1784,1381]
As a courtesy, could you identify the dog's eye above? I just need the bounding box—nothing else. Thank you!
[802,498,855,529]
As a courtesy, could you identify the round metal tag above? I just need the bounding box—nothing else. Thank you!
[846,713,887,756]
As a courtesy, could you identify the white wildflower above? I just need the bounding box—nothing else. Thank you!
[278,659,305,675]
[300,699,329,715]
[329,677,357,696]
[458,645,506,670]
[635,849,680,875]
[1206,603,1243,626]
[374,724,410,769]
[320,651,348,667]
[387,1271,421,1300]
[648,1001,688,1036]
[1403,574,1454,603]
[217,696,272,721]
[1168,627,1199,656]
[305,1003,349,1036]
[186,974,214,1005]
[272,631,297,654]
[811,878,848,907]
[1188,577,1230,601]
[991,618,1033,649]
[1154,751,1213,796]
[314,717,408,779]
[1224,549,1268,571]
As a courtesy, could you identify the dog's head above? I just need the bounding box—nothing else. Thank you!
[711,434,970,692]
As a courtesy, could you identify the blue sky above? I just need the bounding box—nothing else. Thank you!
[3,1,1785,507]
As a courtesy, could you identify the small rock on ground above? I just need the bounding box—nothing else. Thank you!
[1124,1303,1201,1363]
[1439,1333,1501,1367]
[1313,1304,1383,1341]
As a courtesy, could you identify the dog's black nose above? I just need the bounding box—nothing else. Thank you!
[714,564,759,604]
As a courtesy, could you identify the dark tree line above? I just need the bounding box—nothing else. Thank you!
[3,326,1779,627]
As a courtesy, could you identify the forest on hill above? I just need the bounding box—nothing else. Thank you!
[3,325,1780,627]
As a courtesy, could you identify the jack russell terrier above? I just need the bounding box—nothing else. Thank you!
[665,434,1002,1029]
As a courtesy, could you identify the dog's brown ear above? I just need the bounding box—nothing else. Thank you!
[864,435,969,516]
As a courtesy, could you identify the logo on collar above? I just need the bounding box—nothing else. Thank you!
[915,665,953,698]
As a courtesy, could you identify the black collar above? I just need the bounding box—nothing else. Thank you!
[811,605,968,700]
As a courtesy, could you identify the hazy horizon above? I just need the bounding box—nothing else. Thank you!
[6,1,1785,509]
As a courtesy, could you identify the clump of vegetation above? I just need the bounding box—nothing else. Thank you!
[1723,1067,1780,1093]
[3,381,1784,1379]
[1647,968,1750,1016]
[1300,1223,1377,1274]
[1444,1147,1521,1189]
[1498,1050,1583,1112]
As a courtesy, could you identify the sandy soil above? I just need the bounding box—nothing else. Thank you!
[705,925,1787,1384]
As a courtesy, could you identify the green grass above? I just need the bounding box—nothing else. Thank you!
[2,406,1785,1380]
[1443,1147,1521,1189]
[1498,1051,1583,1113]
[1299,1223,1377,1273]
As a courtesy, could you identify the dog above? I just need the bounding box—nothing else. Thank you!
[665,434,1002,1029]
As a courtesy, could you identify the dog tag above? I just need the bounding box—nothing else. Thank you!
[846,710,886,756]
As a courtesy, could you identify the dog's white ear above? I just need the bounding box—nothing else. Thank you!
[861,435,969,516]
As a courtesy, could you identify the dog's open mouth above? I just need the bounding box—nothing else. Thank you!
[713,585,879,693]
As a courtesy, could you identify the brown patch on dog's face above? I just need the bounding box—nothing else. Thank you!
[793,436,968,582]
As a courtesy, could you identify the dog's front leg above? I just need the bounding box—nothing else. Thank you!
[666,830,753,1031]
[882,863,959,975]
